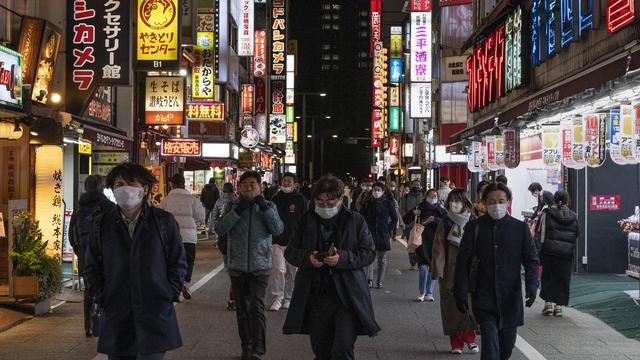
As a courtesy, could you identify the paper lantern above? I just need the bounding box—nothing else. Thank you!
[0,121,23,140]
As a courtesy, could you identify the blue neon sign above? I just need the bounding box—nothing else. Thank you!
[560,0,573,47]
[579,0,593,36]
[531,0,542,65]
[545,0,557,57]
[390,58,402,83]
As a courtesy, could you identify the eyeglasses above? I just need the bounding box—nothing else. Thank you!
[315,198,340,208]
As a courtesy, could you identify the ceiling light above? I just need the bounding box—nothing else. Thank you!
[332,134,338,138]
[325,116,331,119]
[50,93,61,103]
[307,135,312,138]
[319,93,327,97]
[30,131,39,136]
[179,68,188,76]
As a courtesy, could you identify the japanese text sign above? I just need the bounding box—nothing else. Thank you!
[410,12,432,82]
[590,195,620,211]
[410,82,432,118]
[136,0,179,69]
[161,139,202,157]
[185,102,225,121]
[410,0,432,11]
[238,0,254,56]
[0,46,22,109]
[242,84,254,114]
[254,30,267,77]
[271,0,286,78]
[145,76,184,125]
[192,31,215,99]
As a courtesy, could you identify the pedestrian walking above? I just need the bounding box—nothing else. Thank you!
[473,180,489,217]
[432,189,479,354]
[389,181,401,203]
[437,176,452,205]
[210,182,238,311]
[159,174,206,300]
[400,180,424,270]
[270,172,308,311]
[352,178,372,212]
[362,182,398,289]
[69,174,116,338]
[537,190,579,317]
[215,171,284,360]
[410,189,446,301]
[283,175,381,359]
[200,178,220,228]
[84,162,187,360]
[454,182,539,360]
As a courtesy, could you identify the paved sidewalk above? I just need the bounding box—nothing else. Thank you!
[0,239,638,359]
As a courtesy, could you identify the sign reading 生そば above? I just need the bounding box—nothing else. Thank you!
[145,76,184,125]
[137,0,180,70]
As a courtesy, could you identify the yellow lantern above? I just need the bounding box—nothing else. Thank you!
[0,121,23,140]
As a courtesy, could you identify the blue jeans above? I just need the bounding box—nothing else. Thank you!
[418,265,436,295]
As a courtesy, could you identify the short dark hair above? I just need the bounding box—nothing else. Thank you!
[528,182,543,193]
[372,181,386,190]
[106,162,157,197]
[440,175,450,182]
[311,175,344,200]
[445,188,473,211]
[208,177,215,184]
[170,173,185,187]
[378,176,386,183]
[282,172,297,183]
[222,182,234,193]
[554,190,571,207]
[84,175,104,193]
[477,180,489,195]
[482,182,512,201]
[425,188,438,198]
[496,175,508,185]
[241,171,262,184]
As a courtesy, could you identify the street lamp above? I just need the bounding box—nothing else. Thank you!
[296,92,327,180]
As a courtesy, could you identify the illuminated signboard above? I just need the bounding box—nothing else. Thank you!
[31,26,61,105]
[410,0,432,11]
[410,12,432,82]
[370,0,381,54]
[35,145,64,259]
[467,7,524,112]
[390,136,399,156]
[161,139,202,157]
[410,82,432,118]
[238,0,254,56]
[136,0,179,69]
[371,109,382,148]
[242,84,254,114]
[145,76,184,125]
[185,102,225,121]
[390,86,400,106]
[17,17,44,85]
[193,31,215,99]
[271,80,285,114]
[372,42,383,109]
[270,114,286,144]
[390,106,400,131]
[271,0,286,78]
[390,27,403,58]
[0,46,23,109]
[390,58,403,83]
[253,30,267,77]
[607,0,635,33]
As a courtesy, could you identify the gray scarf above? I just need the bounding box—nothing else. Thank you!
[446,210,471,246]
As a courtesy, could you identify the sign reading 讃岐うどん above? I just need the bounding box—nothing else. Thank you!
[145,76,185,125]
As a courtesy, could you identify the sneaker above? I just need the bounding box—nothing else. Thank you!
[376,282,383,289]
[451,348,463,355]
[281,300,290,310]
[269,299,282,311]
[368,280,373,288]
[553,306,563,317]
[424,294,435,302]
[226,300,236,311]
[468,343,480,353]
[542,302,554,316]
[182,282,192,300]
[416,293,426,302]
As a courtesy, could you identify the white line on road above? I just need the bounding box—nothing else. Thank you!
[516,335,547,360]
[91,263,225,360]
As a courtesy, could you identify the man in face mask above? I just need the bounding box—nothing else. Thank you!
[215,171,284,360]
[283,175,380,359]
[351,178,373,212]
[84,163,187,360]
[454,182,539,360]
[269,172,308,311]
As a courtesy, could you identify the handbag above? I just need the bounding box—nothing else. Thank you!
[407,215,424,251]
[468,223,481,294]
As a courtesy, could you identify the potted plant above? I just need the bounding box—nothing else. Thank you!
[9,212,62,306]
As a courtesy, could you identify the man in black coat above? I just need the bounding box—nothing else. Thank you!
[455,182,539,360]
[283,176,380,359]
[69,175,116,337]
[200,178,220,227]
[269,172,308,311]
[84,163,187,360]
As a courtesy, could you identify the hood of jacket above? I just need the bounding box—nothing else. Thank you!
[78,191,109,207]
[546,206,577,226]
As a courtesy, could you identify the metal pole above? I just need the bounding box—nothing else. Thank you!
[320,136,324,176]
[311,117,316,180]
[301,95,307,181]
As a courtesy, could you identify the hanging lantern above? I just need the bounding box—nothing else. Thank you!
[0,121,23,140]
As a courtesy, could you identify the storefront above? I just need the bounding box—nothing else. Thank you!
[451,4,640,273]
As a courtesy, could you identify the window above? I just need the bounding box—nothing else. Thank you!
[359,31,368,38]
[360,11,368,17]
[359,21,368,27]
[332,64,340,70]
[332,54,340,60]
[332,14,340,20]
[322,24,331,30]
[322,44,331,50]
[358,62,368,69]
[332,24,340,30]
[323,14,331,20]
[322,64,331,70]
[322,54,331,60]
[332,4,341,10]
[358,51,368,58]
[323,4,331,10]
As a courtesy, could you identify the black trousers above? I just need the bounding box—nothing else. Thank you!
[83,286,92,332]
[183,243,196,283]
[479,320,517,360]
[307,291,358,360]
[230,273,269,356]
[108,353,165,360]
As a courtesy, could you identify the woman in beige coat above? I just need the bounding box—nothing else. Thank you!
[431,188,479,355]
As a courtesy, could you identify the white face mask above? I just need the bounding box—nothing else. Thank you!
[372,190,384,199]
[450,201,463,214]
[113,186,144,210]
[281,186,294,193]
[315,205,341,219]
[487,203,508,220]
[390,187,396,191]
[427,197,438,205]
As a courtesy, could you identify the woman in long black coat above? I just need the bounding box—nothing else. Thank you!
[283,176,380,359]
[362,182,398,288]
[537,190,579,317]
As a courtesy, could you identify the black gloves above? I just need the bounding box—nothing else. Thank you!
[235,197,251,215]
[254,195,268,211]
[455,296,469,314]
[525,288,537,308]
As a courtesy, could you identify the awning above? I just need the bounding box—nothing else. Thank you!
[184,157,213,171]
[82,124,134,150]
[449,41,640,145]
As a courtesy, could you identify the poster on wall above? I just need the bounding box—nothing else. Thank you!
[269,114,286,144]
[146,165,165,206]
[590,195,621,211]
[495,135,505,169]
[486,136,498,170]
[561,119,576,168]
[480,138,489,172]
[584,113,607,167]
[571,116,586,169]
[609,108,627,165]
[542,125,561,169]
[620,104,638,164]
[503,128,520,168]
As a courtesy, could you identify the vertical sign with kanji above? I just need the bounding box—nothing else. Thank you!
[67,0,131,116]
[270,0,287,126]
[136,0,180,70]
[35,146,64,260]
[2,147,20,204]
[238,0,254,56]
[192,31,215,99]
[410,12,432,82]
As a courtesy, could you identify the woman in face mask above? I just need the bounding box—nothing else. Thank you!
[431,189,479,355]
[283,176,380,359]
[362,182,398,288]
[453,182,540,360]
[410,189,448,302]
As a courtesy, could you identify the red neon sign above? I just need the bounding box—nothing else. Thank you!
[410,0,432,11]
[607,0,635,33]
[466,24,505,113]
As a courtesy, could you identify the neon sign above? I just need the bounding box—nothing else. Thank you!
[607,0,635,33]
[579,0,593,36]
[505,7,523,93]
[546,0,557,58]
[560,0,573,47]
